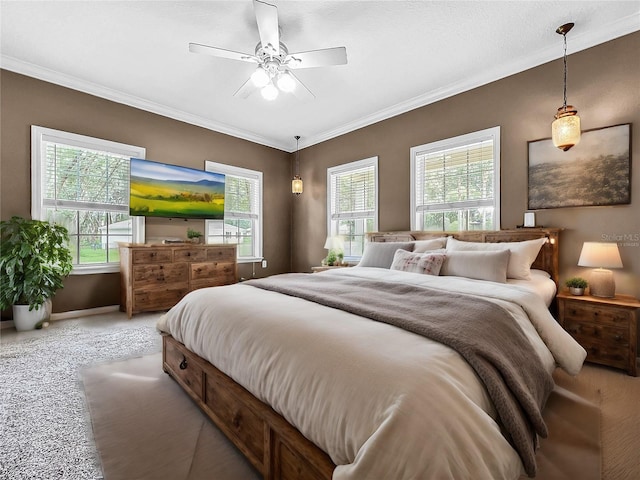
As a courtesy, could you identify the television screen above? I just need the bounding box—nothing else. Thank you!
[129,158,225,219]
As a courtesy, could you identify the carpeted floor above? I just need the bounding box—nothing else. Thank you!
[2,312,639,480]
[0,313,161,480]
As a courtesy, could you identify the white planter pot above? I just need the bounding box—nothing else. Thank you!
[12,300,52,331]
[569,287,585,296]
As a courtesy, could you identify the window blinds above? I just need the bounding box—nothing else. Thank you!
[330,164,376,220]
[414,139,495,212]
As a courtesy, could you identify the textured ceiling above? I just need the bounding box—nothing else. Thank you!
[1,1,638,152]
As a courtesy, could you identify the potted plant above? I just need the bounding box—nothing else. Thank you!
[187,228,203,244]
[565,277,588,296]
[0,216,73,331]
[325,251,337,266]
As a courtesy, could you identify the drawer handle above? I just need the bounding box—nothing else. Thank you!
[187,252,191,257]
[614,334,622,341]
[179,356,188,370]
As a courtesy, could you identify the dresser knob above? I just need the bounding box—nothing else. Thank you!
[179,356,188,370]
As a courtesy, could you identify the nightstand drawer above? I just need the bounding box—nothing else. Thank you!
[574,336,629,370]
[563,320,629,347]
[563,302,630,327]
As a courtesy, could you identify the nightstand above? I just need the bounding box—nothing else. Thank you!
[311,265,351,273]
[556,291,639,376]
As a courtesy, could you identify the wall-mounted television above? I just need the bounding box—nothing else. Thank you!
[129,158,225,219]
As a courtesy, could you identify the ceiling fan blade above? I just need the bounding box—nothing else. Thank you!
[233,78,258,99]
[189,43,257,63]
[253,0,280,56]
[288,71,315,101]
[286,47,347,69]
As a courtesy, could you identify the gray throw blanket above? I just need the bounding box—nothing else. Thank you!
[246,273,554,477]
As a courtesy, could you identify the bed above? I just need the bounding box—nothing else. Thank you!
[157,228,586,480]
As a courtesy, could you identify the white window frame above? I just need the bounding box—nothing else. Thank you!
[31,126,146,275]
[204,161,263,263]
[410,126,501,231]
[327,156,379,261]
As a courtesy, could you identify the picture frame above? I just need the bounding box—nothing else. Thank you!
[527,123,631,210]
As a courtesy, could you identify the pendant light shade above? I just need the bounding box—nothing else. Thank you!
[292,135,303,195]
[551,22,580,151]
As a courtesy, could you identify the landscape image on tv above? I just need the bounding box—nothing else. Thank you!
[129,158,225,219]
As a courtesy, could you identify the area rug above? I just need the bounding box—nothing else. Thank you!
[83,353,601,480]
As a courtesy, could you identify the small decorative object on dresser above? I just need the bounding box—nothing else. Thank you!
[119,243,237,318]
[557,291,639,376]
[186,228,203,244]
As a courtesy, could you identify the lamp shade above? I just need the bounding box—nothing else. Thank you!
[577,242,623,268]
[291,175,303,195]
[324,235,344,251]
[552,107,581,151]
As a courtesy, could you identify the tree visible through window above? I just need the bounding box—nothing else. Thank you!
[31,126,145,274]
[411,127,500,231]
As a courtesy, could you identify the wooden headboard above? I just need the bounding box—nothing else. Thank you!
[366,228,561,289]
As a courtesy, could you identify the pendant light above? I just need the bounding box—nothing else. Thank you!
[292,135,303,195]
[551,22,581,151]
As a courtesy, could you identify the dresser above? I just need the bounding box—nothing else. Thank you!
[557,291,639,376]
[119,243,237,318]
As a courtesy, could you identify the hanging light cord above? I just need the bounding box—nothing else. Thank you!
[562,32,568,111]
[295,135,300,176]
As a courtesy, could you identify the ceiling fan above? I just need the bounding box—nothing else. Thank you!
[189,0,347,101]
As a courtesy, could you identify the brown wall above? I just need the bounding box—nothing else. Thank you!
[2,31,639,317]
[0,71,291,315]
[291,32,640,298]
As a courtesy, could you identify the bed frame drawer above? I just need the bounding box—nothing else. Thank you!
[163,336,204,400]
[205,371,265,466]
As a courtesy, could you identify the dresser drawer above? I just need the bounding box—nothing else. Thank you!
[133,287,188,312]
[174,248,207,263]
[190,262,237,288]
[133,263,188,287]
[207,247,236,263]
[164,337,204,400]
[132,249,172,264]
[562,302,630,327]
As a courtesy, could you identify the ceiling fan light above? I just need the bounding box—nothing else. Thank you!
[251,67,270,87]
[261,83,279,101]
[277,72,295,92]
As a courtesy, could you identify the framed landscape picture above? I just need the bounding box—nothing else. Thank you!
[528,123,631,209]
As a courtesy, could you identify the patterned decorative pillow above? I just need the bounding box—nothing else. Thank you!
[390,249,446,275]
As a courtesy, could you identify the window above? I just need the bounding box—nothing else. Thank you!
[411,126,500,231]
[205,161,263,263]
[31,126,145,274]
[327,157,378,260]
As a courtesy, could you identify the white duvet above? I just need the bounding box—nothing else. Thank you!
[157,267,586,480]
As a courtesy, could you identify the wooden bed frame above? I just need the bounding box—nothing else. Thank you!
[162,228,561,480]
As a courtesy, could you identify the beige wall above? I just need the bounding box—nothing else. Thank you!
[291,32,640,298]
[0,71,291,315]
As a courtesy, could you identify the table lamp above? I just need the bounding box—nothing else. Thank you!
[577,242,623,298]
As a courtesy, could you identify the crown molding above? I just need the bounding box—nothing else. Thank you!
[301,12,640,149]
[0,56,290,151]
[2,10,638,154]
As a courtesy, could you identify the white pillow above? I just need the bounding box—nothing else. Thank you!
[412,237,448,253]
[440,250,510,283]
[446,237,546,280]
[357,241,415,269]
[390,249,446,275]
